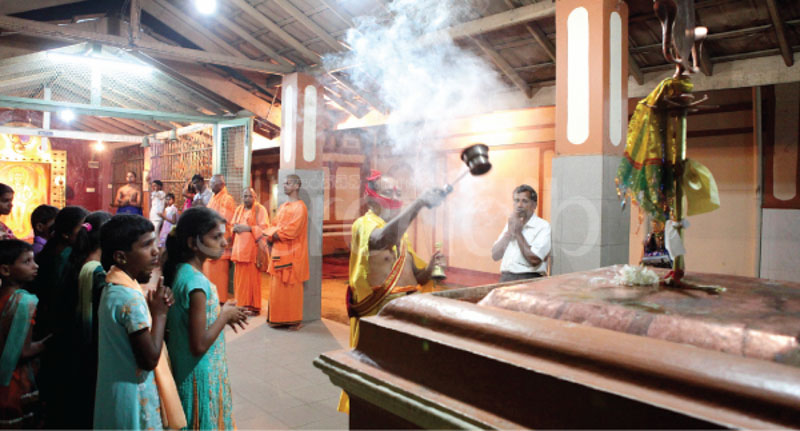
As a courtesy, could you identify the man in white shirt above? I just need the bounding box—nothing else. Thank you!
[491,184,551,282]
[149,180,165,234]
[191,174,212,207]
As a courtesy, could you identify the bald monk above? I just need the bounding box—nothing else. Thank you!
[202,174,236,303]
[263,174,308,327]
[113,171,142,215]
[231,188,269,314]
[338,170,446,413]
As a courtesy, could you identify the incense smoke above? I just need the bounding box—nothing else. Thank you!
[324,0,534,266]
[323,0,526,155]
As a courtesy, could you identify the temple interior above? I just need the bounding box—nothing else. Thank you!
[1,0,799,429]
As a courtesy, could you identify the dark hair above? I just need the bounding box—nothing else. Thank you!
[162,207,224,286]
[70,211,112,270]
[191,174,204,184]
[100,215,154,271]
[152,180,163,188]
[0,183,13,196]
[30,204,59,234]
[166,193,175,201]
[0,239,33,268]
[185,183,196,195]
[127,171,137,179]
[513,184,538,203]
[37,206,89,264]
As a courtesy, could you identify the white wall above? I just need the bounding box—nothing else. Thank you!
[760,209,800,283]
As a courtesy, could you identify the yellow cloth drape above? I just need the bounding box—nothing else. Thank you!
[683,158,720,216]
[617,77,718,221]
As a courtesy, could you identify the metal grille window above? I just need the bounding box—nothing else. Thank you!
[149,129,213,201]
[219,125,247,205]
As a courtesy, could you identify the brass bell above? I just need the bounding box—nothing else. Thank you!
[431,242,446,281]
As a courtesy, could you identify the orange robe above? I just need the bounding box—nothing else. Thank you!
[231,202,269,310]
[202,187,236,303]
[264,200,308,325]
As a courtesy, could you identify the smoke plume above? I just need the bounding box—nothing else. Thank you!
[323,0,526,155]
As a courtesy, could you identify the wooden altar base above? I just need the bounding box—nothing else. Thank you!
[315,266,800,429]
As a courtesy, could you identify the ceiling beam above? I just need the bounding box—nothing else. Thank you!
[630,20,800,54]
[524,23,555,62]
[129,0,141,44]
[473,37,532,98]
[153,123,210,139]
[157,59,280,125]
[502,0,555,62]
[324,88,367,118]
[0,125,141,142]
[319,0,354,27]
[0,95,227,123]
[112,117,161,134]
[765,0,794,66]
[628,52,644,85]
[272,0,343,52]
[213,14,293,67]
[326,73,385,114]
[141,0,246,59]
[0,15,293,74]
[79,115,137,135]
[0,0,83,15]
[420,2,555,45]
[513,61,553,72]
[227,0,321,63]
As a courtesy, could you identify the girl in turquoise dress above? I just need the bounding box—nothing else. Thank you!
[94,215,182,430]
[163,207,248,430]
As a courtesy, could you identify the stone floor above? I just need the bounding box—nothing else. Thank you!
[225,317,350,430]
[144,268,352,429]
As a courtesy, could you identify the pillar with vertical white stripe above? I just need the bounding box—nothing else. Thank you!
[278,72,324,321]
[551,0,630,274]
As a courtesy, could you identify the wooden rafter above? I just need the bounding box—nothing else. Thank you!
[227,0,321,63]
[155,59,279,125]
[272,0,343,52]
[628,53,645,85]
[141,0,246,59]
[324,88,367,118]
[420,2,555,45]
[0,15,293,74]
[213,14,293,67]
[630,20,800,54]
[129,0,141,44]
[473,36,532,98]
[326,73,385,114]
[319,0,355,27]
[0,0,83,15]
[502,0,555,62]
[765,0,794,66]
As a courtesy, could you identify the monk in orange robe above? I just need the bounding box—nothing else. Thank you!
[202,174,236,303]
[231,188,269,313]
[264,174,308,327]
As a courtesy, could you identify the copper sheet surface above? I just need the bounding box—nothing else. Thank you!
[477,265,800,367]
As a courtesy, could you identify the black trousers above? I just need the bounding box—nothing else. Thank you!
[499,271,544,283]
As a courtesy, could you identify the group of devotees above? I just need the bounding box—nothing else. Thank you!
[0,165,549,428]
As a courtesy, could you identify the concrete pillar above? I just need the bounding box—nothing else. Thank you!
[279,72,324,321]
[551,0,630,274]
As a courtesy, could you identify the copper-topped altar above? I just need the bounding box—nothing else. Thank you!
[315,266,800,429]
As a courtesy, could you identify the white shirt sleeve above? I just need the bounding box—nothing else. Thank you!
[528,223,551,260]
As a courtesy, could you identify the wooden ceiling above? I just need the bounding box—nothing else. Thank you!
[0,0,797,138]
